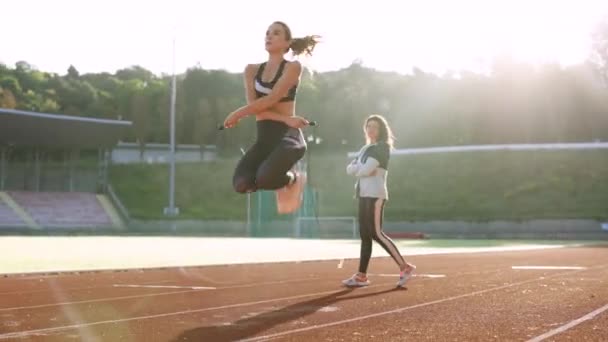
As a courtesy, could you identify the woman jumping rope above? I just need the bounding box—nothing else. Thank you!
[223,21,320,214]
[342,114,416,288]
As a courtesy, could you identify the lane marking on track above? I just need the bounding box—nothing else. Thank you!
[0,289,194,312]
[368,273,446,278]
[112,284,216,290]
[0,282,394,340]
[0,277,322,312]
[1,266,602,340]
[0,280,174,296]
[512,266,588,270]
[526,303,608,342]
[235,267,604,342]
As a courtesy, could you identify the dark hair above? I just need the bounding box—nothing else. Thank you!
[273,21,321,57]
[364,114,395,148]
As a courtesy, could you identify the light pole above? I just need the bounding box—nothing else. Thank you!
[164,35,179,217]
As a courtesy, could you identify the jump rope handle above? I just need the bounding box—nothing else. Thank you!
[218,120,318,131]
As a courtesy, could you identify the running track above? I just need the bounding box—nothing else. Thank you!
[0,246,607,341]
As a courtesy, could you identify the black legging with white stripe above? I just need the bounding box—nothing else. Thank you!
[358,197,406,273]
[232,120,306,193]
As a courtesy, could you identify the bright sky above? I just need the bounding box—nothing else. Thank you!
[3,0,607,76]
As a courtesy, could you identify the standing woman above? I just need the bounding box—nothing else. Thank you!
[343,115,416,288]
[223,21,320,214]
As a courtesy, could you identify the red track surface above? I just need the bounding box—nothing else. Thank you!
[0,246,607,341]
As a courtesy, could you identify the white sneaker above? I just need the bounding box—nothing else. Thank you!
[342,273,370,287]
[397,264,416,288]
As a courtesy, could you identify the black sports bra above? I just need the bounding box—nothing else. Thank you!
[254,60,298,102]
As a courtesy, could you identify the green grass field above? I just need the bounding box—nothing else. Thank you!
[109,149,608,222]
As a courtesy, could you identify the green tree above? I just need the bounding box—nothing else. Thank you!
[0,76,22,94]
[0,88,17,109]
[67,65,80,79]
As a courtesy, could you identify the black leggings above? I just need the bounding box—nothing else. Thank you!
[358,197,406,273]
[232,120,306,193]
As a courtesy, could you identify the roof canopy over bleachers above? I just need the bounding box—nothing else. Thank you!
[0,108,132,149]
[0,108,134,195]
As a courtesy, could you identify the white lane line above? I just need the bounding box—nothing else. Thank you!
[235,268,599,342]
[112,284,216,290]
[526,303,608,342]
[512,266,588,270]
[0,277,321,312]
[221,277,322,290]
[1,266,597,340]
[368,273,446,278]
[0,283,392,340]
[0,289,194,312]
[0,280,174,296]
[413,274,446,278]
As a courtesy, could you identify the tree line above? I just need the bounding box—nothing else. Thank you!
[1,21,607,153]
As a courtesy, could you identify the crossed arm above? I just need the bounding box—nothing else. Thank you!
[244,64,282,122]
[347,145,390,177]
[346,157,379,177]
[223,62,304,128]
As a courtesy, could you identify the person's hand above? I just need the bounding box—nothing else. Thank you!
[223,111,241,129]
[285,116,309,129]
